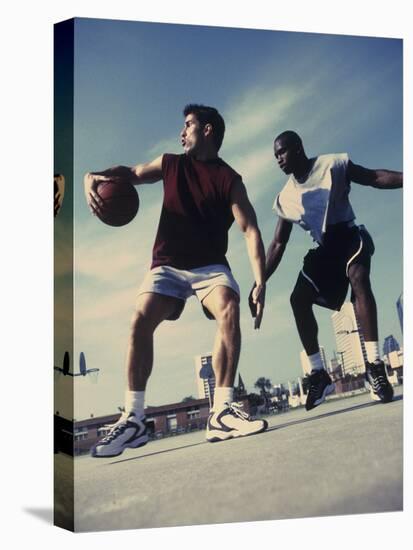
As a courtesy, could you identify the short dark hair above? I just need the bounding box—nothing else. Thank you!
[183,104,225,151]
[274,130,303,149]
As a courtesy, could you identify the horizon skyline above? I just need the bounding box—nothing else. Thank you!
[54,297,403,419]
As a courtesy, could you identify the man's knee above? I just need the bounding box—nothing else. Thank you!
[215,297,240,331]
[129,296,168,339]
[129,309,154,341]
[290,283,314,312]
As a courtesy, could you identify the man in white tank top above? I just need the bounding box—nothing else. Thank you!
[250,130,402,411]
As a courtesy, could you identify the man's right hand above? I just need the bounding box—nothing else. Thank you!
[83,172,107,216]
[248,283,266,329]
[248,284,257,318]
[84,165,143,216]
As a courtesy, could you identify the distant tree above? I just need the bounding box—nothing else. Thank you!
[247,392,264,415]
[254,377,272,396]
[247,392,264,407]
[182,396,196,403]
[254,377,272,413]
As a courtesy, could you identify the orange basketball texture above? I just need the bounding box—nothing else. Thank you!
[96,181,139,227]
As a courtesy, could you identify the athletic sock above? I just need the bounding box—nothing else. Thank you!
[124,390,145,419]
[308,351,324,372]
[213,387,234,411]
[365,341,380,363]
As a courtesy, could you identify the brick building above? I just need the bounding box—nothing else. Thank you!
[56,396,250,456]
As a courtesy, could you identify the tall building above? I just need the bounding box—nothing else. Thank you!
[300,346,327,375]
[387,349,404,370]
[396,293,403,333]
[383,335,400,357]
[194,353,216,405]
[331,302,365,375]
[329,355,341,376]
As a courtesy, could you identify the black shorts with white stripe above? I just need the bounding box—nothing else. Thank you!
[297,223,375,311]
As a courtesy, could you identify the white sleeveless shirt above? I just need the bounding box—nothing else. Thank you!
[273,153,356,243]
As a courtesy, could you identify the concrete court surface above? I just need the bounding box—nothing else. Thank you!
[61,388,402,532]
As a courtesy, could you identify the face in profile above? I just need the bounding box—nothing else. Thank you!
[180,113,205,157]
[54,174,65,217]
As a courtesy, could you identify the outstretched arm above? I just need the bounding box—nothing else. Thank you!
[248,217,292,316]
[265,217,293,281]
[348,160,403,189]
[230,179,266,329]
[84,155,164,216]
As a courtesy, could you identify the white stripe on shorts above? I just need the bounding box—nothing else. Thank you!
[345,235,363,277]
[300,269,320,293]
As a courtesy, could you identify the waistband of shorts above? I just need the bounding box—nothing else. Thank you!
[320,221,358,246]
[326,220,356,231]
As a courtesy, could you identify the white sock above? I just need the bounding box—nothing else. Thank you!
[365,341,380,363]
[308,351,324,372]
[213,387,234,410]
[124,390,145,418]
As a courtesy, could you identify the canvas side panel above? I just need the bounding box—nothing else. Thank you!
[54,18,75,533]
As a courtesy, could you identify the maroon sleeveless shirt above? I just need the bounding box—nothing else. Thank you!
[151,153,241,270]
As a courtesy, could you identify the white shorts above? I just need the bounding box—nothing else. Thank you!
[137,264,240,320]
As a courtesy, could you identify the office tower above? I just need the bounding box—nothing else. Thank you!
[396,293,403,333]
[194,353,216,404]
[331,302,365,375]
[383,335,400,357]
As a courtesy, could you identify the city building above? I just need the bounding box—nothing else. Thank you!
[396,293,403,333]
[332,302,365,376]
[387,349,403,369]
[300,346,327,375]
[55,395,251,456]
[329,355,341,377]
[194,352,216,405]
[383,335,400,357]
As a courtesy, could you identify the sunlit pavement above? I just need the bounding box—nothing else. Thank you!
[61,387,403,532]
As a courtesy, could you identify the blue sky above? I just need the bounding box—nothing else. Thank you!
[54,18,403,419]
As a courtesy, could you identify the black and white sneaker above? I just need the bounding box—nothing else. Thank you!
[91,412,149,458]
[305,369,335,411]
[206,402,268,442]
[365,360,394,403]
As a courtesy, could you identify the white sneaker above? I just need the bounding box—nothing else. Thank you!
[206,402,268,442]
[91,412,148,458]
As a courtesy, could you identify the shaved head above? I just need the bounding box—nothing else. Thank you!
[274,130,307,176]
[274,130,303,149]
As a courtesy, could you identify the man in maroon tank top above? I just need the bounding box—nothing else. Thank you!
[84,104,268,457]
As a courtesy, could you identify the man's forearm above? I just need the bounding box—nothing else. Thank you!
[91,165,138,184]
[265,240,287,281]
[245,228,266,286]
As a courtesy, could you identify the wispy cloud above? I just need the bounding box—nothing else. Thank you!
[147,137,181,158]
[224,85,309,151]
[74,200,162,283]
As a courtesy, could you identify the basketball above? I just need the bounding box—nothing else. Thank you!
[96,181,139,227]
